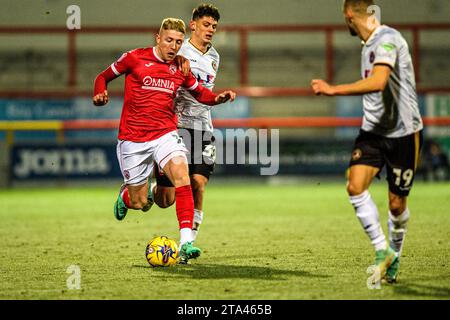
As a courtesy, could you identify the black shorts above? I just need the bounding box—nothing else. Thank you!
[155,128,216,187]
[349,130,423,196]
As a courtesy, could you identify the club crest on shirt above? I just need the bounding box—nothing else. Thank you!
[123,170,130,180]
[211,61,218,72]
[352,148,362,161]
[169,64,177,74]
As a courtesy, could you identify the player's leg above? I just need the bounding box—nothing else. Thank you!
[153,164,176,208]
[125,182,151,209]
[154,186,176,208]
[154,131,201,263]
[385,192,408,283]
[385,131,423,283]
[190,173,208,241]
[347,131,396,284]
[348,164,397,284]
[347,164,388,252]
[116,179,154,216]
[186,129,216,242]
[388,192,408,254]
[114,140,154,220]
[162,156,201,262]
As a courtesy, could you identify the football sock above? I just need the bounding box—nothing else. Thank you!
[180,228,193,247]
[349,191,387,252]
[175,185,195,245]
[120,187,131,208]
[192,209,203,241]
[388,208,410,256]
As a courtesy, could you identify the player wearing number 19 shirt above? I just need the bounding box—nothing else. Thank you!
[92,18,235,263]
[311,0,423,285]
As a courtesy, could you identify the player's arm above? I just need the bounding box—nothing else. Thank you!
[93,52,134,106]
[183,72,236,105]
[190,85,236,105]
[311,65,391,96]
[93,68,118,106]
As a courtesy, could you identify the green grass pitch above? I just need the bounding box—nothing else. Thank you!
[0,181,449,300]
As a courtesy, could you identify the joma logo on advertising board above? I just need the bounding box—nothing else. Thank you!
[13,148,110,178]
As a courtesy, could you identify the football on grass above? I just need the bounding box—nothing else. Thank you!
[145,236,179,267]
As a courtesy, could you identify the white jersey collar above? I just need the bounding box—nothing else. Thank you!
[364,25,385,48]
[187,38,212,55]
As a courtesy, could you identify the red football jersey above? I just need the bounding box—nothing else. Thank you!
[94,47,217,142]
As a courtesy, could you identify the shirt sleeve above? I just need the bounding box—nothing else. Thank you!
[182,72,199,91]
[110,51,134,76]
[93,51,135,96]
[373,35,398,69]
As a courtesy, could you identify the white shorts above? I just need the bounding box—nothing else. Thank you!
[116,130,188,186]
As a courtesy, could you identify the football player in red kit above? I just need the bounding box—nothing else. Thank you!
[93,18,235,263]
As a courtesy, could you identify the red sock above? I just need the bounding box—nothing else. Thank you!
[120,187,131,208]
[175,185,194,230]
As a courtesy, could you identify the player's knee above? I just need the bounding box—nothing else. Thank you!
[389,196,407,215]
[171,175,191,188]
[346,182,366,196]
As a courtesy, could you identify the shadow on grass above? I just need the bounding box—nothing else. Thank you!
[132,263,329,280]
[392,282,450,299]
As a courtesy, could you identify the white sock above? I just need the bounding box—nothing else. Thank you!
[388,208,410,256]
[349,191,387,252]
[179,228,193,247]
[192,209,203,241]
[149,181,157,202]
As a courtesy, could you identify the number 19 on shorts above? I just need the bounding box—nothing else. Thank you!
[392,168,414,188]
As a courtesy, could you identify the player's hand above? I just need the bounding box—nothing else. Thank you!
[311,79,336,96]
[93,90,109,106]
[215,90,236,104]
[175,55,190,76]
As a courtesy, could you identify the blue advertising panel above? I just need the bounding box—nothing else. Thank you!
[10,138,354,182]
[11,144,121,181]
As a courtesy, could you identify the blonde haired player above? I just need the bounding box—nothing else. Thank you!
[312,0,423,284]
[150,4,223,262]
[93,18,235,263]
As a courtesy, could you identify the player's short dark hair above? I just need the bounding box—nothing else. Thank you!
[343,0,375,14]
[192,3,220,22]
